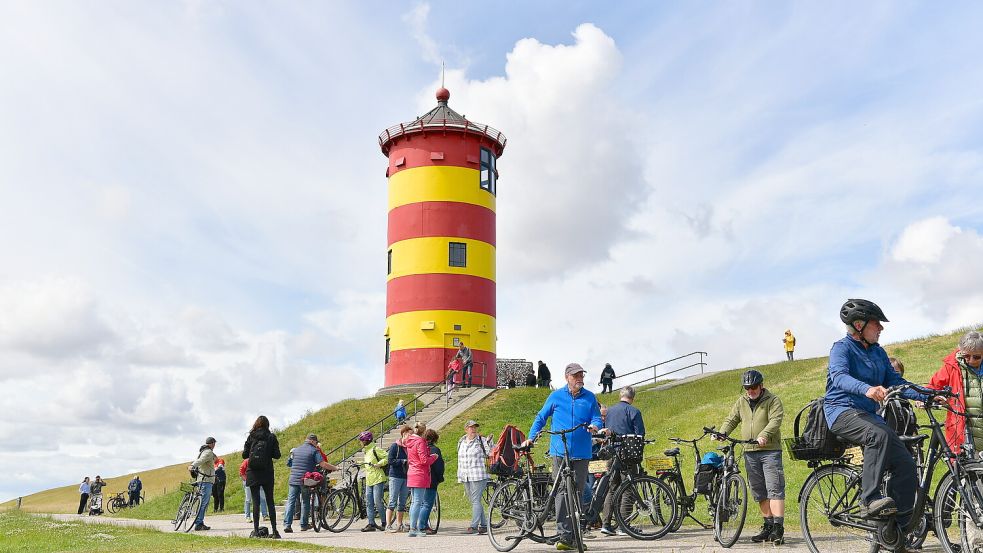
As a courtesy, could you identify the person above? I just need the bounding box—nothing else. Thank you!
[928,331,983,453]
[423,429,444,535]
[599,363,616,394]
[447,355,462,401]
[284,433,339,533]
[359,431,389,532]
[239,458,268,522]
[243,415,282,538]
[89,475,107,515]
[212,460,226,512]
[394,399,407,424]
[783,329,796,361]
[406,422,438,537]
[525,369,537,387]
[457,420,493,534]
[600,387,645,535]
[459,342,474,388]
[78,477,90,515]
[524,362,604,551]
[890,357,905,377]
[538,360,552,389]
[127,475,142,507]
[385,425,413,532]
[189,437,218,531]
[718,370,786,544]
[825,299,925,523]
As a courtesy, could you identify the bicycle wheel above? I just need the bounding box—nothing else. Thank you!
[183,494,202,532]
[487,480,528,552]
[427,491,441,531]
[935,471,972,553]
[613,474,677,540]
[323,489,357,533]
[311,491,321,532]
[172,494,191,530]
[483,480,498,507]
[714,472,748,548]
[800,463,873,553]
[658,473,686,532]
[106,497,118,514]
[563,474,584,553]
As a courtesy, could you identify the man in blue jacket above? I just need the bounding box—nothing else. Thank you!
[525,363,604,550]
[825,299,924,523]
[600,385,645,536]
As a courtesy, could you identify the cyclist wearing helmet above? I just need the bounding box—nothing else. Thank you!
[825,299,925,522]
[359,430,389,532]
[718,370,786,545]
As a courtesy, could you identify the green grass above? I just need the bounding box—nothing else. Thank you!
[0,510,381,552]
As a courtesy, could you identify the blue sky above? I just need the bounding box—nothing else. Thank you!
[2,1,983,501]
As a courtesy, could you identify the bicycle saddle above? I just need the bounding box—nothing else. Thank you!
[899,434,928,445]
[664,447,680,456]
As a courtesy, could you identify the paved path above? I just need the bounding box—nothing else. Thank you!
[52,512,939,553]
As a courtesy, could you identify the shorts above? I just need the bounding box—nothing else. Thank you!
[744,449,785,501]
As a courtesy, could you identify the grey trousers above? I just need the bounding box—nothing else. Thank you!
[552,457,589,542]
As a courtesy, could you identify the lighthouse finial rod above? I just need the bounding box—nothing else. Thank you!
[441,60,445,88]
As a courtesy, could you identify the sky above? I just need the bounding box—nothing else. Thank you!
[2,1,983,501]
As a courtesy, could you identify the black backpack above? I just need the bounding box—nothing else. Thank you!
[249,434,272,471]
[788,397,846,461]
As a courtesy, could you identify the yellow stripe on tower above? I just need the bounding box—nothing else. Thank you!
[387,237,495,282]
[388,166,496,212]
[386,310,496,352]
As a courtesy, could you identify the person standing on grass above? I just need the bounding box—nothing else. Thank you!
[457,420,493,534]
[212,460,226,512]
[127,475,142,507]
[538,360,552,389]
[406,422,438,537]
[385,425,413,532]
[190,437,218,531]
[422,429,444,534]
[359,431,389,532]
[243,415,282,539]
[284,433,339,533]
[77,477,90,515]
[599,363,616,394]
[239,458,268,522]
[783,329,796,361]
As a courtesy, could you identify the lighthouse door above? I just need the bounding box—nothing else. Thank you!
[444,333,469,368]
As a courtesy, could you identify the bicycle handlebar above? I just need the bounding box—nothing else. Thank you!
[703,426,758,445]
[890,383,959,399]
[542,422,592,436]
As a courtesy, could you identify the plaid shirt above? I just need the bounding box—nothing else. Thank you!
[456,435,492,482]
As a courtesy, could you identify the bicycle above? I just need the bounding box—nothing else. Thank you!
[303,470,332,532]
[105,492,127,514]
[322,462,440,532]
[172,481,207,532]
[797,383,979,553]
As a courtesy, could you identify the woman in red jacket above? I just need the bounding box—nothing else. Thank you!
[405,422,437,537]
[928,331,983,453]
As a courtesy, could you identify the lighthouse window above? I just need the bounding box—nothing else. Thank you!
[387,249,392,275]
[449,242,467,267]
[385,338,390,364]
[480,148,496,195]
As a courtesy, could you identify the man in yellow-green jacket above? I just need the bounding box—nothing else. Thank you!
[718,370,786,545]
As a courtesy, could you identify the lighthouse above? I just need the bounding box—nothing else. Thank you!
[378,87,506,391]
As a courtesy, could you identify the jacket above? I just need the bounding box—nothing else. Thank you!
[600,365,616,383]
[719,389,784,452]
[529,386,604,459]
[605,400,645,436]
[405,434,437,488]
[428,444,445,490]
[387,441,409,479]
[824,334,922,426]
[929,349,974,452]
[192,447,217,484]
[243,428,282,487]
[784,333,796,352]
[239,459,249,480]
[90,479,106,495]
[214,465,226,484]
[288,442,324,486]
[362,443,389,487]
[457,434,492,482]
[538,363,551,381]
[128,478,142,493]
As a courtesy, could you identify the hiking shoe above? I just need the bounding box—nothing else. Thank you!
[600,525,616,536]
[423,527,437,535]
[751,522,774,543]
[283,526,293,533]
[860,497,897,518]
[194,523,210,531]
[361,524,377,532]
[770,524,785,545]
[556,542,574,551]
[271,530,281,539]
[466,526,477,534]
[388,524,399,533]
[477,526,488,535]
[300,525,311,532]
[408,530,420,537]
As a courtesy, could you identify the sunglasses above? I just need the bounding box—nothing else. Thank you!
[965,354,983,362]
[744,384,762,390]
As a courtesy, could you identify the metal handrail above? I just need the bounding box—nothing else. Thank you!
[378,118,508,151]
[612,351,708,389]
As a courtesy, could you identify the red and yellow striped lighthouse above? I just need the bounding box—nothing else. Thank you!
[378,87,506,390]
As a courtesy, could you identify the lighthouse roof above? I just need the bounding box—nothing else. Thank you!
[379,88,507,157]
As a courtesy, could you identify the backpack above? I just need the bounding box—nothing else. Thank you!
[249,434,272,471]
[788,396,846,461]
[489,424,531,478]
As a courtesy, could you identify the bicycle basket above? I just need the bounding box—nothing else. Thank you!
[616,435,645,463]
[644,456,674,472]
[179,481,195,494]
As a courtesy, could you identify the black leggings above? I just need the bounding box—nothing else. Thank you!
[250,482,277,531]
[78,493,89,515]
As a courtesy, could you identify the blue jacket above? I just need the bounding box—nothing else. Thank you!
[824,334,922,426]
[287,443,324,486]
[605,400,645,437]
[529,386,603,460]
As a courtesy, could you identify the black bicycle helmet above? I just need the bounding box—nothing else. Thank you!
[742,370,763,387]
[839,299,889,325]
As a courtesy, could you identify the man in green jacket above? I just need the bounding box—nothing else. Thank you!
[718,370,786,545]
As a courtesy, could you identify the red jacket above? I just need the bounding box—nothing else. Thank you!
[404,434,437,488]
[928,349,967,452]
[239,459,249,480]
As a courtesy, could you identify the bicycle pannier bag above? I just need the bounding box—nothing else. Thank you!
[694,464,717,494]
[249,436,272,471]
[490,424,531,478]
[788,396,846,461]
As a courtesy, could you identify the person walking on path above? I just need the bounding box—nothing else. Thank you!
[243,415,282,538]
[423,429,444,534]
[359,431,389,532]
[284,433,339,533]
[718,370,787,545]
[928,331,983,452]
[599,363,616,394]
[600,387,644,535]
[394,399,407,424]
[524,363,604,551]
[212,460,226,512]
[537,361,552,389]
[385,425,413,532]
[239,459,268,522]
[459,343,474,387]
[77,477,90,515]
[189,437,218,531]
[457,420,493,534]
[127,475,142,507]
[406,423,438,537]
[783,330,796,361]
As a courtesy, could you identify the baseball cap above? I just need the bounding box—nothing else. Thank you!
[307,433,318,442]
[465,420,480,428]
[565,363,586,376]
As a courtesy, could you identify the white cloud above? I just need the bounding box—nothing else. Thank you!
[891,216,961,264]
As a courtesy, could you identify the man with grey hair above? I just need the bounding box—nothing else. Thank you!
[599,386,645,535]
[928,330,983,453]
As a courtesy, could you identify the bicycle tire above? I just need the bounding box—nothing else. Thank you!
[487,479,527,552]
[106,497,118,514]
[311,491,321,532]
[800,463,873,553]
[483,480,499,507]
[613,474,677,540]
[658,473,685,532]
[714,472,747,548]
[427,491,441,531]
[184,494,202,533]
[934,471,977,553]
[172,493,191,531]
[323,489,357,533]
[564,472,584,553]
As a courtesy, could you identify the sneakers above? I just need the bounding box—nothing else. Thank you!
[387,524,400,533]
[424,527,437,535]
[408,529,420,537]
[750,522,774,543]
[283,526,293,533]
[362,523,378,532]
[271,530,281,539]
[300,525,311,532]
[600,526,616,536]
[861,497,898,518]
[466,527,477,534]
[477,526,488,535]
[556,543,574,551]
[770,524,785,545]
[194,523,210,531]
